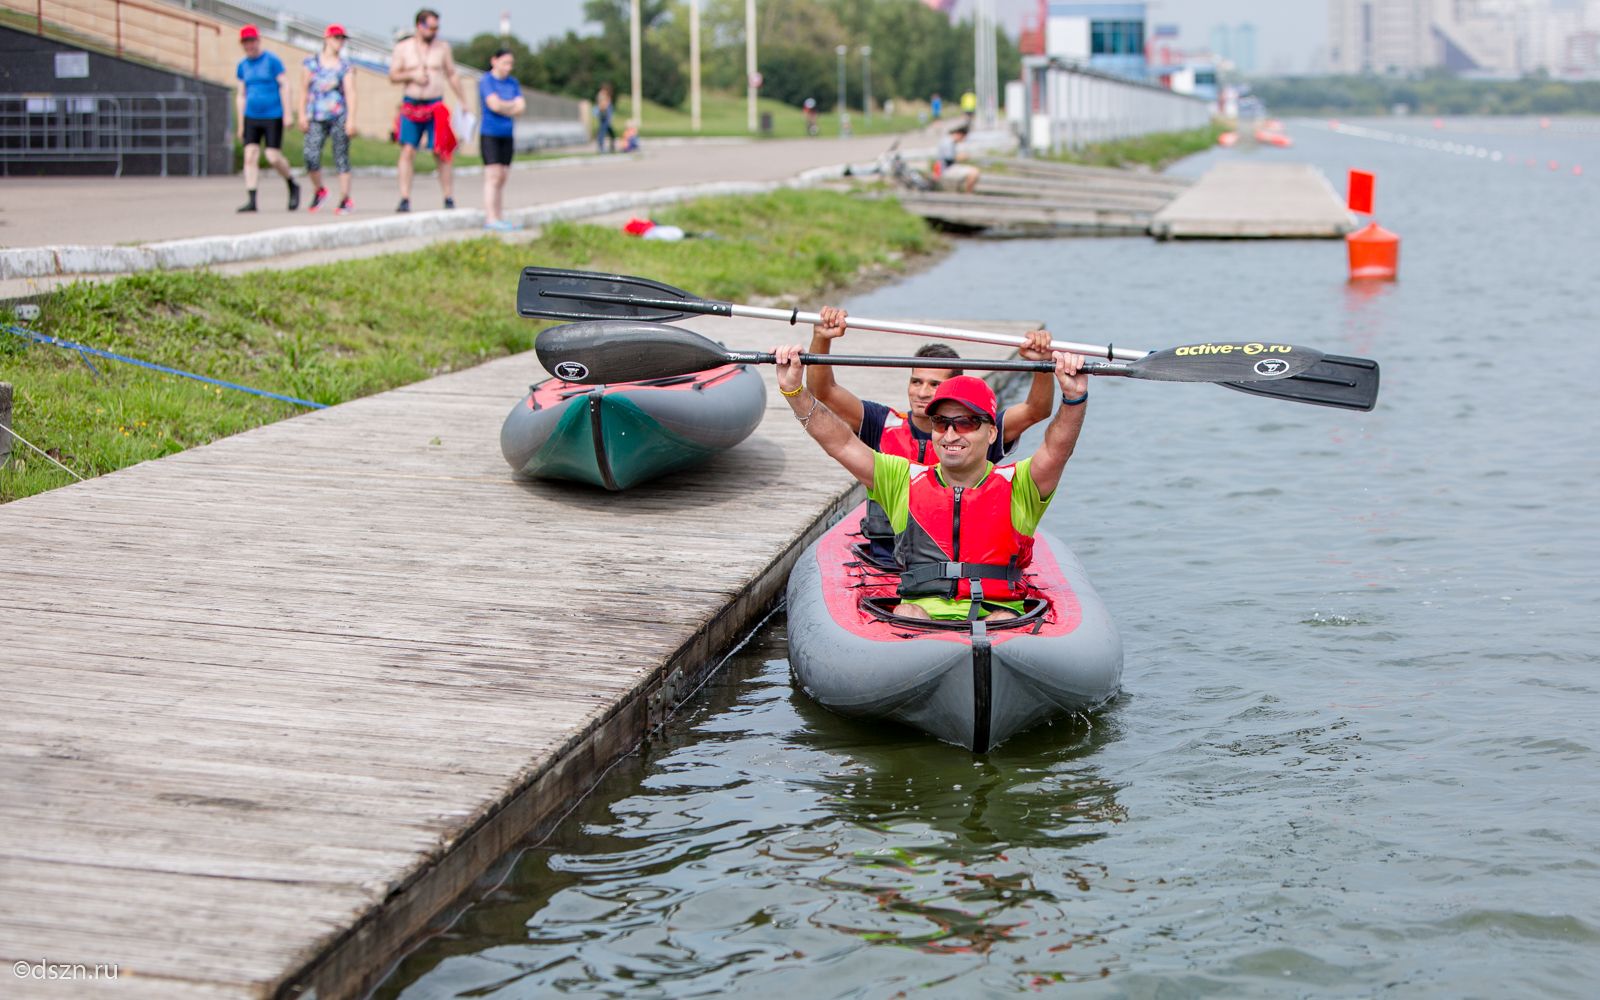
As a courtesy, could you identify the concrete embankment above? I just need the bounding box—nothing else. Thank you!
[0,305,1031,998]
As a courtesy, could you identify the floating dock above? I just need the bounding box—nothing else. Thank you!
[0,316,1031,999]
[891,157,1188,237]
[1149,162,1356,240]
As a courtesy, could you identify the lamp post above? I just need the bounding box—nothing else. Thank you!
[835,44,850,136]
[860,45,872,123]
[690,0,701,132]
[629,0,642,131]
[745,0,758,133]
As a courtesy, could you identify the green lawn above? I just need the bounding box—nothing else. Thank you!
[1,189,942,502]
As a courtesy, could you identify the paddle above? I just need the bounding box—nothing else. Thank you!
[534,322,1321,386]
[517,266,1380,411]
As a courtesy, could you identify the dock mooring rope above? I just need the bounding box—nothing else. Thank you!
[1,422,86,481]
[2,324,328,410]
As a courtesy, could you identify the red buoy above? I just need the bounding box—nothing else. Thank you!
[1347,222,1399,282]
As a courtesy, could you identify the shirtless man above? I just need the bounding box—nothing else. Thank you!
[388,8,468,212]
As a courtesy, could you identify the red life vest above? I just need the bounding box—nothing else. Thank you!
[895,464,1034,602]
[878,410,934,464]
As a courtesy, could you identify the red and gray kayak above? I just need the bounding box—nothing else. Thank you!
[786,502,1123,751]
[500,365,765,490]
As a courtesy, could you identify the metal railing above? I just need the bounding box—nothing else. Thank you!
[1019,57,1213,155]
[2,0,221,77]
[0,92,208,176]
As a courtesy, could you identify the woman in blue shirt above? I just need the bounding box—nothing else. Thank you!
[479,48,525,232]
[234,24,300,213]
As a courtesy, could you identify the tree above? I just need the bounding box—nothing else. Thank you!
[457,33,547,91]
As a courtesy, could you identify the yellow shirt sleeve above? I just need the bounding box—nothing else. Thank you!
[1009,457,1056,537]
[866,452,914,533]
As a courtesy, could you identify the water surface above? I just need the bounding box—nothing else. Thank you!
[378,118,1600,998]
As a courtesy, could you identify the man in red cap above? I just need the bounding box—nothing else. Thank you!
[234,24,300,213]
[803,305,1058,564]
[775,344,1090,621]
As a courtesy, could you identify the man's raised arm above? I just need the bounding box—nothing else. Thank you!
[1026,352,1089,498]
[777,344,876,489]
[803,306,866,434]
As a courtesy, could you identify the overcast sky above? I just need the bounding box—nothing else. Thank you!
[329,1,1324,74]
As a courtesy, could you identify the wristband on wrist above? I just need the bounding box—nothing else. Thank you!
[1060,391,1088,406]
[780,383,804,398]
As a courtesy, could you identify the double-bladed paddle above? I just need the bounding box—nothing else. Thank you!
[534,322,1322,386]
[517,266,1380,411]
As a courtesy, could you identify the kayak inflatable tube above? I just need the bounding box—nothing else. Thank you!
[786,502,1122,751]
[500,365,765,490]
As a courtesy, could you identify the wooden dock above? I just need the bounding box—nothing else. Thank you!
[0,315,1028,998]
[891,156,1188,238]
[1149,161,1356,240]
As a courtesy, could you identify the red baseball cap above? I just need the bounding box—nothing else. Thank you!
[325,24,347,38]
[239,24,260,41]
[928,375,997,423]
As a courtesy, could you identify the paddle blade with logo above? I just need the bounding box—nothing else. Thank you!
[536,322,736,384]
[1127,342,1321,382]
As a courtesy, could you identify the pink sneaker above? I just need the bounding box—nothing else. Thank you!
[307,187,329,212]
[335,197,353,215]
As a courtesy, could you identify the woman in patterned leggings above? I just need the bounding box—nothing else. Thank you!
[299,24,358,213]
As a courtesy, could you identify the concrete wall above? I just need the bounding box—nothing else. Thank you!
[0,24,231,175]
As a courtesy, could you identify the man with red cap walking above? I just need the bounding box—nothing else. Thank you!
[774,344,1090,621]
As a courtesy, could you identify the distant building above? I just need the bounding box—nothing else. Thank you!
[1209,24,1231,65]
[1045,2,1147,81]
[1327,0,1600,77]
[1233,22,1257,74]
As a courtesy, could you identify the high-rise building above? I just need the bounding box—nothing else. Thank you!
[1210,23,1231,63]
[1327,0,1599,77]
[1327,0,1434,74]
[1234,22,1258,73]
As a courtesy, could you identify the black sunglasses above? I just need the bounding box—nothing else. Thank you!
[929,413,990,434]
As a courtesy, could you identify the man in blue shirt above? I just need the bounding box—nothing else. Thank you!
[478,48,525,231]
[234,25,300,213]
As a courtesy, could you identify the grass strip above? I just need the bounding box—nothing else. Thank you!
[1,189,942,503]
[1042,123,1225,171]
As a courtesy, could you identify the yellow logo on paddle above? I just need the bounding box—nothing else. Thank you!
[1173,342,1294,357]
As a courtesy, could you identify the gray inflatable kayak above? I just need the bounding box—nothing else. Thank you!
[787,503,1123,751]
[501,364,765,490]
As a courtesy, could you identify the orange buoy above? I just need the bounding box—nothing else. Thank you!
[1347,222,1399,282]
[1574,164,1584,177]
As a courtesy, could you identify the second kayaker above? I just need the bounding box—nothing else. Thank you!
[775,344,1090,622]
[804,305,1057,563]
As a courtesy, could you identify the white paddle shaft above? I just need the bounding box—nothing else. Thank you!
[727,304,1149,362]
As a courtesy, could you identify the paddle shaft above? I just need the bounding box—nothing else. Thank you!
[732,351,1129,376]
[548,289,1150,362]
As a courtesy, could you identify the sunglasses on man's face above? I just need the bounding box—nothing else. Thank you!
[930,413,990,434]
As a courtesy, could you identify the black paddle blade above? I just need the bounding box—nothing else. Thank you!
[1221,354,1381,411]
[519,267,720,323]
[535,322,736,384]
[1127,342,1324,382]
